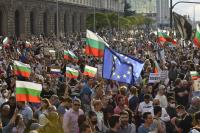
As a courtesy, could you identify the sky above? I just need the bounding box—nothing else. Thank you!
[173,0,200,21]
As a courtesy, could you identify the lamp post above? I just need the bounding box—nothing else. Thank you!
[93,0,96,32]
[170,0,200,29]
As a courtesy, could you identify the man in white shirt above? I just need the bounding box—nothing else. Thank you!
[138,94,153,115]
[150,99,170,122]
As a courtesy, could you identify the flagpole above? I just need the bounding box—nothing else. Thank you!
[159,0,161,26]
[56,0,59,39]
[193,6,196,27]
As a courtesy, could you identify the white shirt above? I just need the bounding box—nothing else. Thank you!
[150,108,170,122]
[94,111,104,132]
[155,94,168,108]
[138,101,153,114]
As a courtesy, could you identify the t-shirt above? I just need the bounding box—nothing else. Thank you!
[40,90,54,99]
[176,113,193,133]
[57,105,67,115]
[106,130,117,133]
[174,87,189,107]
[128,95,139,112]
[155,94,168,108]
[138,124,156,133]
[190,128,200,133]
[138,101,153,114]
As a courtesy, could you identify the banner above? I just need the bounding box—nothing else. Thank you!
[193,78,200,92]
[148,73,160,83]
[97,64,102,77]
[160,70,168,81]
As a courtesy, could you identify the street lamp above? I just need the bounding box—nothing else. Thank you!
[170,0,200,29]
[93,0,96,32]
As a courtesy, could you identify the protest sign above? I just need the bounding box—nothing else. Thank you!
[193,78,200,91]
[160,70,168,81]
[148,73,160,83]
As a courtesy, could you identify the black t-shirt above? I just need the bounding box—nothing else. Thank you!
[40,90,54,99]
[174,87,189,107]
[176,113,192,133]
[106,130,117,133]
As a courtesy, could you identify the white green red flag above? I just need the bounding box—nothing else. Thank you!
[16,81,42,103]
[64,50,78,62]
[190,71,200,80]
[85,30,109,57]
[83,65,97,77]
[3,37,11,48]
[153,60,161,74]
[193,24,200,48]
[66,67,79,79]
[14,61,31,78]
[157,31,177,46]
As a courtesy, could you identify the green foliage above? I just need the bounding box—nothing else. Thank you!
[124,1,135,17]
[86,12,155,30]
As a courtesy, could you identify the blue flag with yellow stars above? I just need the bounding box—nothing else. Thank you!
[103,47,144,84]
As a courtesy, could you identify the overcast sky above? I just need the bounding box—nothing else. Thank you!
[173,0,200,21]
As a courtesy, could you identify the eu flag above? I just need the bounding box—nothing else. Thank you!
[103,47,144,84]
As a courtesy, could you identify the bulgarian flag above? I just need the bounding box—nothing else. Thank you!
[66,67,79,79]
[193,24,200,48]
[190,71,200,80]
[16,81,42,103]
[3,37,10,48]
[83,65,97,77]
[157,30,177,46]
[64,50,78,62]
[14,61,31,78]
[153,60,161,74]
[85,30,109,57]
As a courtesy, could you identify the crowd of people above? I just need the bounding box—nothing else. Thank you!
[0,29,199,133]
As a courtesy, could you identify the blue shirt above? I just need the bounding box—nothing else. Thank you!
[138,124,156,133]
[20,105,33,125]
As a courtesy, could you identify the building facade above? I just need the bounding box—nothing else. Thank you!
[127,0,170,27]
[156,0,170,26]
[0,0,124,37]
[127,0,157,14]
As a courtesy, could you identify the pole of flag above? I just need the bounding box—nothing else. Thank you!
[56,0,59,39]
[118,0,120,31]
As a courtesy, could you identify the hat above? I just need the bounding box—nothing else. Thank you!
[30,123,43,130]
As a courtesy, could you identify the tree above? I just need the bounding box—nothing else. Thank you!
[124,0,135,17]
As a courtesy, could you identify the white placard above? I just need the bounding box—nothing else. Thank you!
[97,64,102,77]
[148,73,160,83]
[160,70,168,81]
[193,78,200,91]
